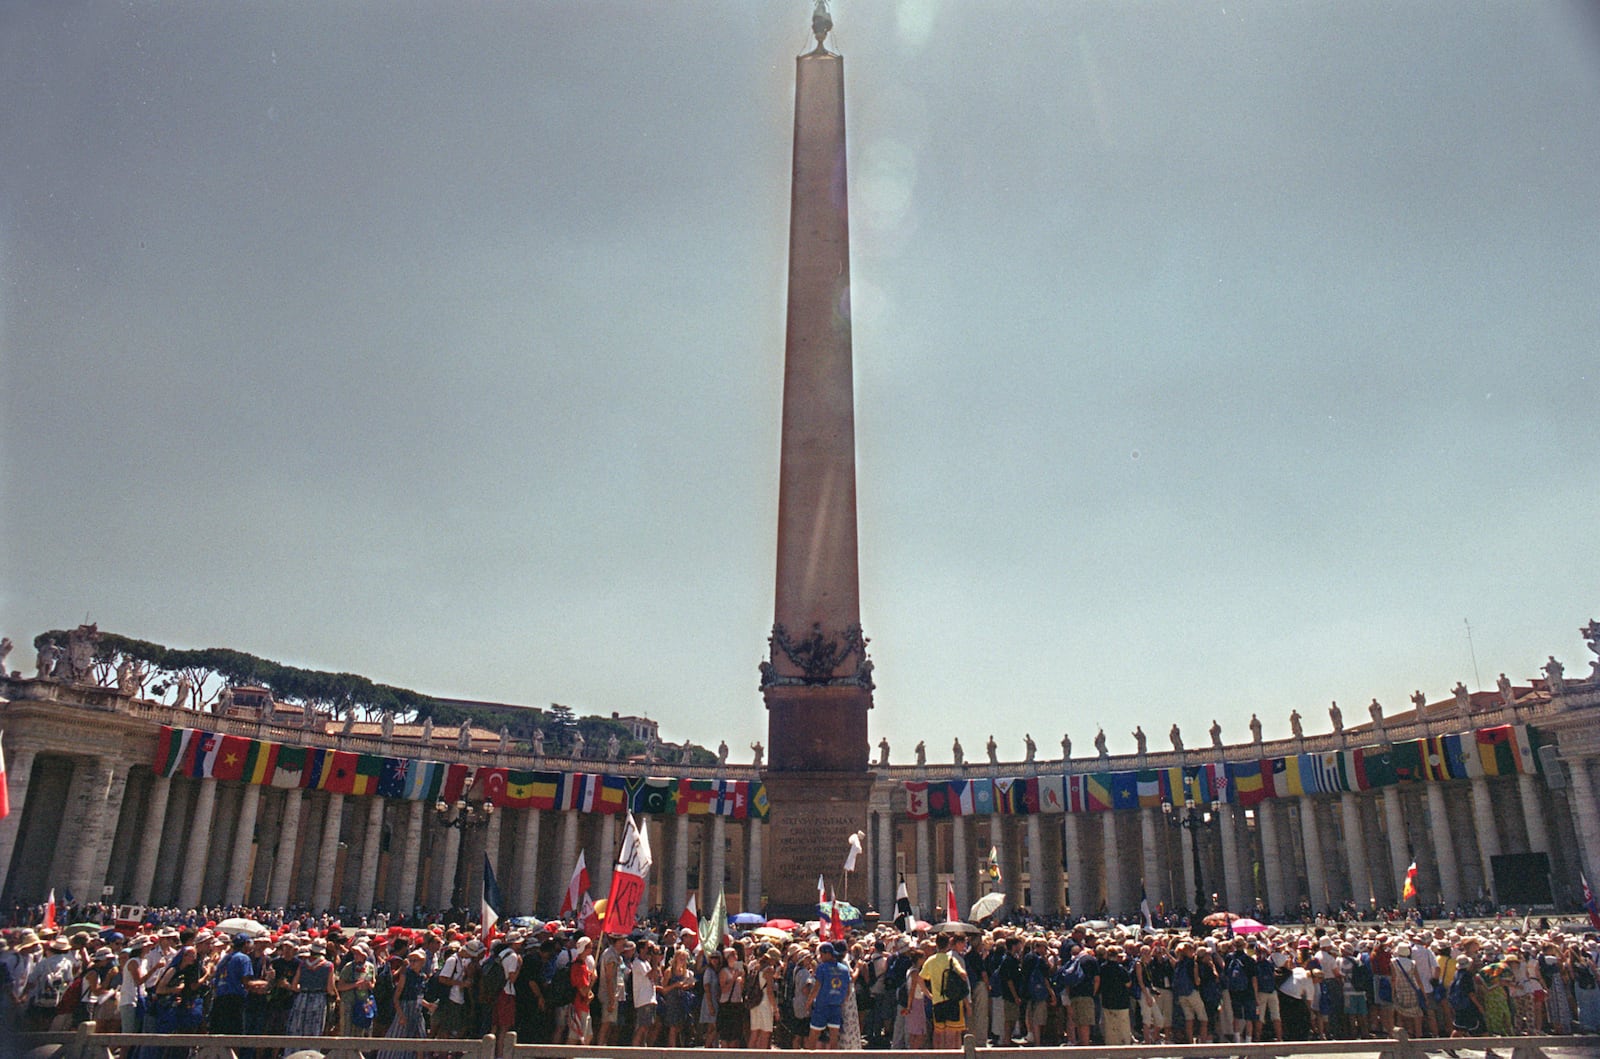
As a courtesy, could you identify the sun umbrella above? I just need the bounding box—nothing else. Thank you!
[731,912,767,926]
[818,900,862,924]
[969,892,1006,922]
[215,917,269,937]
[1230,918,1267,934]
[1086,920,1112,930]
[913,920,932,932]
[1202,911,1240,927]
[64,923,104,936]
[765,918,798,931]
[508,916,542,929]
[933,920,982,935]
[751,926,793,941]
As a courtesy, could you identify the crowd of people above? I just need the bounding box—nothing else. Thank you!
[2,905,1598,1051]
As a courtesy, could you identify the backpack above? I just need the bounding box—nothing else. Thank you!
[1448,968,1474,1010]
[543,957,576,1007]
[1027,959,1052,1002]
[941,960,970,1003]
[1226,956,1250,993]
[745,968,766,1010]
[38,961,74,1009]
[482,953,507,997]
[1055,955,1086,991]
[1350,954,1374,994]
[1256,957,1278,993]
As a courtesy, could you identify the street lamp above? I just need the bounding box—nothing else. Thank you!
[1162,797,1214,920]
[434,797,494,831]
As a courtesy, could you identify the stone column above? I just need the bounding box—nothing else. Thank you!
[1218,804,1244,913]
[1257,799,1282,918]
[597,813,618,896]
[670,812,690,916]
[875,810,894,914]
[1469,777,1500,900]
[1382,788,1409,903]
[1339,793,1370,909]
[312,792,345,911]
[559,811,580,906]
[434,825,462,909]
[400,799,425,913]
[916,819,932,915]
[1103,811,1122,915]
[1516,773,1552,855]
[746,819,764,910]
[1068,815,1081,915]
[269,787,305,909]
[71,759,129,904]
[129,775,173,904]
[1300,796,1328,911]
[1563,759,1600,888]
[514,809,542,914]
[950,814,968,918]
[355,797,386,914]
[1425,782,1461,909]
[476,810,503,910]
[224,783,263,906]
[1179,822,1198,909]
[1140,809,1163,913]
[1027,814,1048,912]
[710,815,729,902]
[0,744,37,895]
[177,778,219,908]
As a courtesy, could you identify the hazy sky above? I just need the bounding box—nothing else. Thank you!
[3,2,1597,761]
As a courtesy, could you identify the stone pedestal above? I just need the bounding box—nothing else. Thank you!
[765,684,870,773]
[761,770,873,917]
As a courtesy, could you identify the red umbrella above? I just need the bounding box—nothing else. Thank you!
[1202,911,1239,927]
[765,918,798,931]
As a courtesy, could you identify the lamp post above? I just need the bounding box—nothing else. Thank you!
[434,797,494,831]
[1162,797,1213,919]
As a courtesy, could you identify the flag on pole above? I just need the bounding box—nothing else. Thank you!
[0,731,10,819]
[1140,887,1153,930]
[894,875,915,932]
[986,845,1001,882]
[946,879,958,923]
[1401,861,1419,903]
[678,894,700,947]
[817,874,827,906]
[43,888,56,930]
[700,889,728,960]
[560,850,590,918]
[602,812,652,936]
[831,896,845,940]
[844,830,863,873]
[578,892,601,940]
[482,853,503,940]
[1582,873,1600,931]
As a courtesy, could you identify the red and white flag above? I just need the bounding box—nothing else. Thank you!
[0,731,10,820]
[560,850,590,918]
[602,812,652,936]
[830,892,844,940]
[43,888,57,930]
[578,892,601,940]
[678,893,700,947]
[946,880,958,923]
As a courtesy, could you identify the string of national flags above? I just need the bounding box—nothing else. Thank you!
[905,722,1550,820]
[152,725,770,820]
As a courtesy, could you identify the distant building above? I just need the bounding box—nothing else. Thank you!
[611,712,658,744]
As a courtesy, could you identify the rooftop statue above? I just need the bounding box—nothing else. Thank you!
[1094,728,1108,758]
[1544,656,1565,696]
[1132,726,1147,755]
[877,736,891,767]
[1209,719,1223,751]
[1497,672,1516,708]
[607,733,621,760]
[1169,724,1183,752]
[914,740,926,767]
[531,727,545,757]
[751,741,764,768]
[457,721,472,751]
[952,738,964,767]
[382,711,395,740]
[1061,733,1072,759]
[1249,713,1263,744]
[1328,701,1343,735]
[1023,733,1036,763]
[1289,709,1303,740]
[985,735,998,765]
[1410,689,1427,714]
[718,740,729,766]
[1453,682,1471,720]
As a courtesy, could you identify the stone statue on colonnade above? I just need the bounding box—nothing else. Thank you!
[503,726,514,753]
[914,740,926,766]
[1328,701,1343,735]
[34,642,59,679]
[952,738,964,766]
[216,686,233,715]
[1497,673,1516,708]
[606,733,620,759]
[381,711,395,740]
[1289,710,1303,740]
[531,727,545,757]
[1249,713,1263,745]
[878,737,891,767]
[457,721,472,750]
[1132,726,1147,756]
[1023,733,1036,762]
[718,740,729,766]
[679,744,692,765]
[985,735,998,765]
[751,741,764,768]
[1094,728,1108,758]
[342,711,355,735]
[173,674,193,711]
[1061,733,1072,759]
[1452,682,1471,722]
[571,730,585,758]
[1209,719,1223,750]
[1411,689,1427,714]
[421,717,434,745]
[0,637,11,676]
[1544,656,1565,696]
[1584,619,1600,679]
[1169,724,1183,752]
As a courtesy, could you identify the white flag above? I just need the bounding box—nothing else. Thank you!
[603,813,652,935]
[844,830,864,872]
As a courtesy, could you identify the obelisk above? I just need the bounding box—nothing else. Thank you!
[760,1,875,915]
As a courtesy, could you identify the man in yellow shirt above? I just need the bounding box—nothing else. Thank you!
[921,933,971,1049]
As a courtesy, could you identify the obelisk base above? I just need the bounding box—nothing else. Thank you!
[759,769,874,919]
